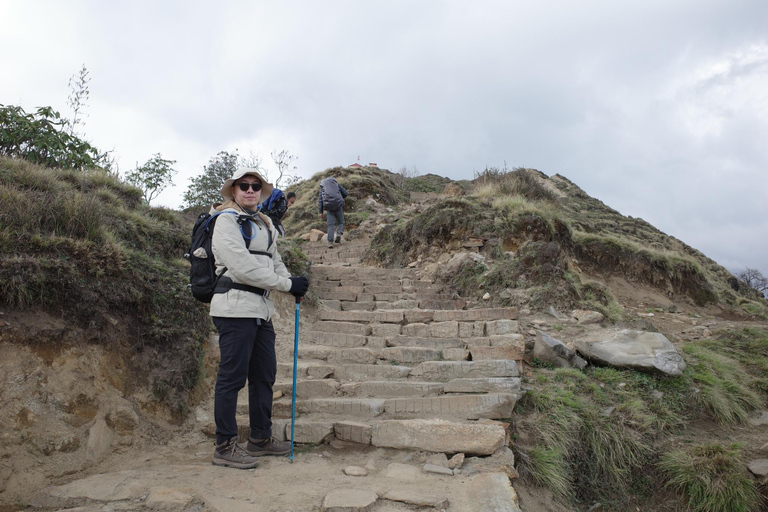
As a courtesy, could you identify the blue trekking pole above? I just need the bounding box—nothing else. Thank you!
[289,296,300,461]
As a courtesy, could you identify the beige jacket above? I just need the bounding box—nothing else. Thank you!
[209,202,292,319]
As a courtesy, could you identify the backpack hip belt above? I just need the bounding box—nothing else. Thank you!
[214,276,270,298]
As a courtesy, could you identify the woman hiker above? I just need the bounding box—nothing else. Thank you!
[209,167,309,469]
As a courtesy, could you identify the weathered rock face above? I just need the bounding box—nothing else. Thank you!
[534,331,587,369]
[574,330,686,376]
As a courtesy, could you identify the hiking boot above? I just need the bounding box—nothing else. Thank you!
[246,436,290,456]
[212,437,260,469]
[327,241,334,248]
[334,235,342,244]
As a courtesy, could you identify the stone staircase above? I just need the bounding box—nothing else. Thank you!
[269,237,524,455]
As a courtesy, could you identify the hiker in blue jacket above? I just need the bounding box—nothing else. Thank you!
[318,177,348,248]
[261,190,296,237]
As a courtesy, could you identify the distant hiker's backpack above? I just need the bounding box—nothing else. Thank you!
[185,211,272,303]
[320,177,344,211]
[260,188,285,214]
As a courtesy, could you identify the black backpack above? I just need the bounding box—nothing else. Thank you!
[320,177,344,211]
[185,211,273,303]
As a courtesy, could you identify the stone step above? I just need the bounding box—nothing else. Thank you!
[373,293,457,302]
[293,346,378,365]
[384,393,517,420]
[443,377,522,394]
[319,310,404,324]
[332,364,412,380]
[317,308,518,325]
[371,419,506,455]
[378,347,444,364]
[469,345,525,361]
[417,299,468,310]
[305,331,368,348]
[277,361,334,380]
[384,336,466,349]
[274,394,516,420]
[274,398,387,418]
[274,379,341,398]
[312,321,371,336]
[313,268,417,280]
[340,381,444,398]
[409,360,519,381]
[368,300,422,310]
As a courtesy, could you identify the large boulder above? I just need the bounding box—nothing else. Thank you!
[574,330,686,376]
[534,331,587,370]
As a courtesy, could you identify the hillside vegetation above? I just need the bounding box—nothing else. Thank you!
[0,156,209,413]
[365,166,766,319]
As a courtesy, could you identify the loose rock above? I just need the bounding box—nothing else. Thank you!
[423,463,453,476]
[574,329,686,376]
[343,466,368,477]
[534,330,587,370]
[322,488,378,512]
[448,453,465,469]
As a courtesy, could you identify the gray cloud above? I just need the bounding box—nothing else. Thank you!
[2,0,767,274]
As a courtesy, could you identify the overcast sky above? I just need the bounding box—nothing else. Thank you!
[2,0,767,274]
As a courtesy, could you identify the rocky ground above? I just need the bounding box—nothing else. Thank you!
[2,195,767,512]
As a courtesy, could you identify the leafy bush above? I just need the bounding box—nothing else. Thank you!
[0,104,100,169]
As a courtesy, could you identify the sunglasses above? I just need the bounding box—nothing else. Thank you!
[236,181,262,192]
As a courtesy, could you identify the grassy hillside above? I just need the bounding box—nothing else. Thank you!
[367,167,767,317]
[282,165,409,236]
[0,156,209,414]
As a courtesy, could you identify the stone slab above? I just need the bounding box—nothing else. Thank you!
[433,308,518,322]
[378,347,443,363]
[298,398,387,417]
[371,419,506,455]
[322,488,378,512]
[410,360,519,381]
[334,421,373,445]
[341,381,444,397]
[327,348,378,365]
[370,323,401,337]
[384,336,465,349]
[384,393,516,420]
[320,310,404,324]
[314,321,372,336]
[444,377,522,394]
[470,345,524,361]
[332,364,412,380]
[309,331,368,347]
[485,320,520,336]
[466,473,522,511]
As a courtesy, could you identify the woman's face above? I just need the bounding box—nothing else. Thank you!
[232,176,262,209]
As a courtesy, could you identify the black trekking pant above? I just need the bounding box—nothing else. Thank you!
[212,317,276,445]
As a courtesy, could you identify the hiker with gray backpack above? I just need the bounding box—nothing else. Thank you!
[187,167,309,469]
[318,176,349,248]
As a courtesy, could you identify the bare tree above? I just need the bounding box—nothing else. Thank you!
[239,150,264,177]
[270,149,299,189]
[737,268,768,296]
[66,64,90,136]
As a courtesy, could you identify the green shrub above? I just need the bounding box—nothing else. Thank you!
[0,104,100,169]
